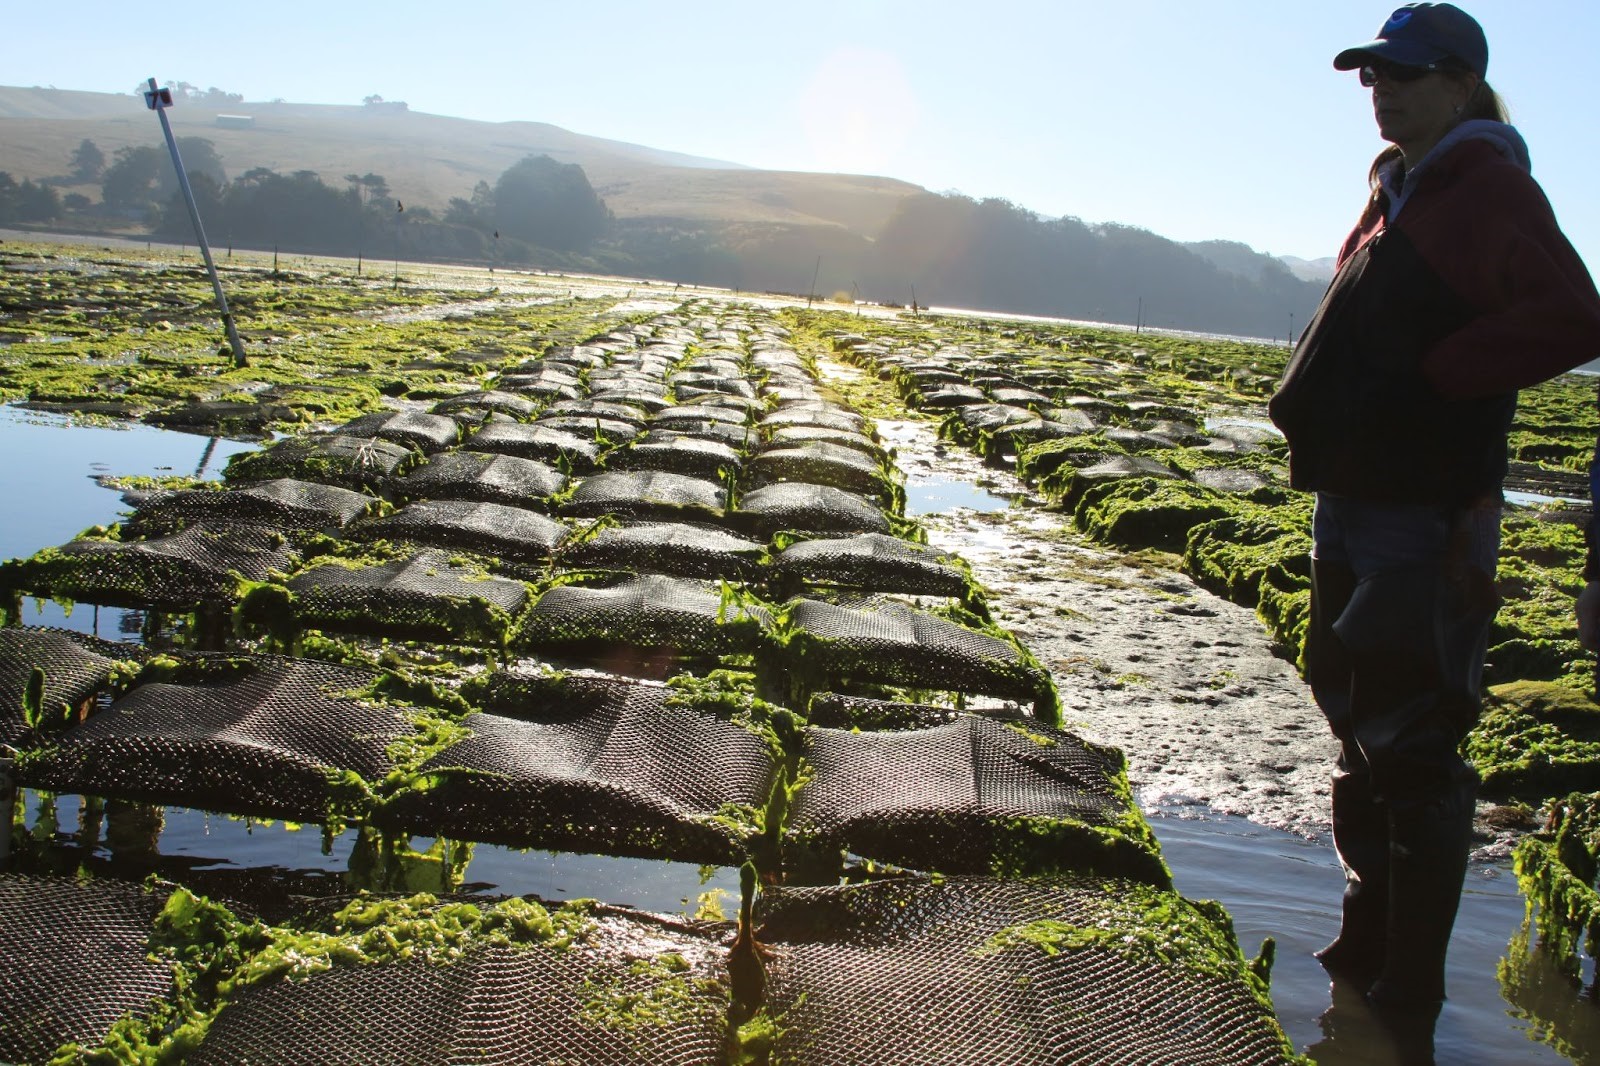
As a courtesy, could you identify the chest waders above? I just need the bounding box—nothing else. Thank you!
[1305,519,1497,1018]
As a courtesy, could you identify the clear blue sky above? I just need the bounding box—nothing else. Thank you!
[12,1,1600,268]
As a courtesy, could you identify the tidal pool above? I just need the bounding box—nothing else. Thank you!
[0,404,259,633]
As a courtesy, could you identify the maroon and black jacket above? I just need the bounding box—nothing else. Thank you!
[1270,125,1600,543]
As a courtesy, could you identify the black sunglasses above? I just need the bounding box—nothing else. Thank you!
[1358,60,1448,86]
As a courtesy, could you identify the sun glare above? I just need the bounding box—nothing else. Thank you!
[798,45,919,176]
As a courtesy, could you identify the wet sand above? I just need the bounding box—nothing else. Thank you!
[879,408,1340,836]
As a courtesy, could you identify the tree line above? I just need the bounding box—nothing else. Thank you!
[600,193,1324,339]
[1,135,611,266]
[17,134,1317,337]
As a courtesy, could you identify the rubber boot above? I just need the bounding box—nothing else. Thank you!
[1316,769,1390,990]
[1366,785,1475,1014]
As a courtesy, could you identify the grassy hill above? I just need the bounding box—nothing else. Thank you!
[0,85,924,233]
[0,85,1322,336]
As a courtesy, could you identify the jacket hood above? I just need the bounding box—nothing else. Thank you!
[1380,120,1530,219]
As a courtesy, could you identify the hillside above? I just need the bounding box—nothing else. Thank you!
[0,85,924,233]
[0,85,1322,336]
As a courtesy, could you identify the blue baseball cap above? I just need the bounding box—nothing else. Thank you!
[1333,3,1488,78]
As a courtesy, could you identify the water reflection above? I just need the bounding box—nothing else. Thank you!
[8,790,738,916]
[904,476,1016,515]
[1307,980,1442,1065]
[0,404,256,640]
[1500,919,1600,1064]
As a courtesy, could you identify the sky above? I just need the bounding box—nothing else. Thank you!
[10,1,1600,268]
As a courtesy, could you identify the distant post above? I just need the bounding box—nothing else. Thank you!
[807,256,821,308]
[393,200,404,288]
[144,77,248,368]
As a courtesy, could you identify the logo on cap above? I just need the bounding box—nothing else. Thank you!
[1383,10,1414,32]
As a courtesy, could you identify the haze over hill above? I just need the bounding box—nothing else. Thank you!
[0,84,1323,338]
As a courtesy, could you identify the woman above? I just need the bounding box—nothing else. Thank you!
[1269,2,1600,1017]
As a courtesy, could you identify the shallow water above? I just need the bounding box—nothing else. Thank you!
[0,404,257,634]
[2,407,1594,1063]
[11,791,738,916]
[903,475,1015,515]
[1149,811,1582,1064]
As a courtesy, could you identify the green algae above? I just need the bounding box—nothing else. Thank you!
[977,880,1286,1031]
[1514,792,1600,982]
[1017,433,1127,488]
[985,810,1171,889]
[0,242,638,437]
[1003,721,1059,748]
[1469,682,1600,802]
[45,883,600,1064]
[577,952,725,1041]
[1490,515,1591,688]
[19,666,49,732]
[728,1008,784,1066]
[96,474,219,494]
[1184,504,1314,661]
[1182,505,1312,607]
[1073,477,1235,553]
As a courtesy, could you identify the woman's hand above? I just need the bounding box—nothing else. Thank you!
[1577,581,1600,651]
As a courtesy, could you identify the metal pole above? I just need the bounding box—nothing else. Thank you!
[394,200,403,289]
[144,78,248,368]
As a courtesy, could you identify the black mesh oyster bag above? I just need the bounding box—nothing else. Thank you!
[387,450,568,508]
[332,410,462,453]
[734,483,890,539]
[463,421,602,473]
[0,875,178,1064]
[0,627,146,748]
[243,548,531,647]
[380,672,777,864]
[753,876,1299,1065]
[223,434,417,492]
[17,655,415,823]
[122,478,378,540]
[349,499,570,568]
[771,532,970,598]
[772,595,1057,721]
[788,714,1165,883]
[516,573,772,666]
[1,522,298,612]
[560,471,728,525]
[554,520,766,582]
